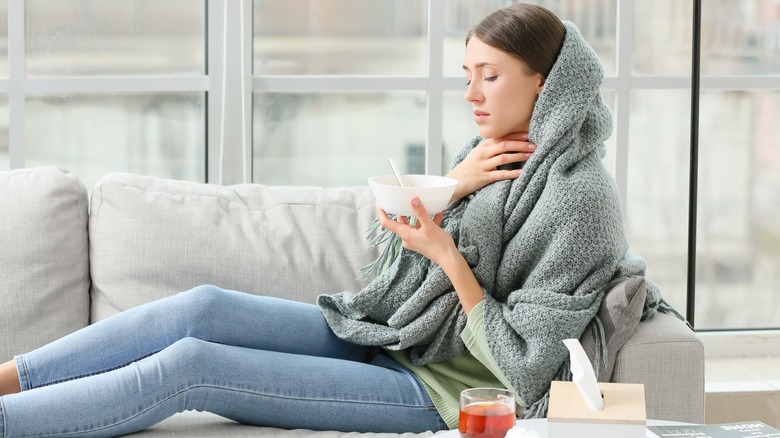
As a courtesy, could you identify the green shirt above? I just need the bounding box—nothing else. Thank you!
[387,300,526,429]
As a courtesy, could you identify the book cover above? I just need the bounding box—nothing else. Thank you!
[647,421,780,438]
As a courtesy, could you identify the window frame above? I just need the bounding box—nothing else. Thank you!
[5,0,211,180]
[3,0,779,351]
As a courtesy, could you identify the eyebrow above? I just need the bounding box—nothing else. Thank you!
[462,62,493,71]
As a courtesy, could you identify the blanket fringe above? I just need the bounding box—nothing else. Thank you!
[359,217,403,278]
[656,298,693,330]
[523,394,549,419]
[590,316,607,380]
[658,298,685,320]
[523,362,572,419]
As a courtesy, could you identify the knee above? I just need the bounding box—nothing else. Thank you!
[168,285,232,336]
[180,284,228,301]
[175,285,229,314]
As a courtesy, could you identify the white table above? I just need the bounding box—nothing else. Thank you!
[436,419,686,437]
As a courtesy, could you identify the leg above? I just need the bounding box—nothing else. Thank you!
[15,285,370,392]
[1,339,446,436]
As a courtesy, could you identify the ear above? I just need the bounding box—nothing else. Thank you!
[535,74,546,94]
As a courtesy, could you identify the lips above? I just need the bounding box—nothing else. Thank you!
[473,110,490,124]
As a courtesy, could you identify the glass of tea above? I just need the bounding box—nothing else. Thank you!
[458,387,516,438]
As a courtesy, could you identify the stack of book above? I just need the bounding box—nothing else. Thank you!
[647,421,780,437]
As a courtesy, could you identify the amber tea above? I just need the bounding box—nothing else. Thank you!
[458,388,515,438]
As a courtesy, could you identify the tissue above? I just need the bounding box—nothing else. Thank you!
[562,338,604,411]
[504,426,540,438]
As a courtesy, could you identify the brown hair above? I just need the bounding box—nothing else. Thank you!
[466,3,565,78]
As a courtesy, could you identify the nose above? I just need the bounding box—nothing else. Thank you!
[464,80,482,103]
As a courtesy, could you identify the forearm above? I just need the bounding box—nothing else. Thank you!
[439,245,483,315]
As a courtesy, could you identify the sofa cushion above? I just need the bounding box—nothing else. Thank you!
[0,167,90,360]
[129,411,445,437]
[89,173,380,321]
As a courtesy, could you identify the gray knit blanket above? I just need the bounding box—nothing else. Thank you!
[318,22,664,414]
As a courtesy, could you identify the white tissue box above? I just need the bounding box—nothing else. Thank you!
[547,381,646,438]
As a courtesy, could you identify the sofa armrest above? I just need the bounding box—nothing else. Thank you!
[0,167,91,361]
[611,312,705,424]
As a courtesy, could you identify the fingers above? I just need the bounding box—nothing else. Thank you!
[475,135,536,171]
[432,211,445,227]
[376,202,403,234]
[410,198,446,230]
[375,202,387,220]
[409,197,432,227]
[376,199,433,233]
[488,137,536,155]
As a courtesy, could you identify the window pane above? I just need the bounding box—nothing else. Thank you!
[632,1,693,75]
[695,91,780,329]
[26,94,205,191]
[701,0,780,75]
[253,92,426,186]
[442,91,475,173]
[26,1,205,76]
[634,0,780,76]
[253,0,427,76]
[0,1,7,77]
[0,97,7,169]
[600,91,617,177]
[444,0,616,77]
[625,90,692,316]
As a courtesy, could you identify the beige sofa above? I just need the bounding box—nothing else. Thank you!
[0,166,705,437]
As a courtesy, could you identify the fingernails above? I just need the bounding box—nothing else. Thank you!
[411,196,420,207]
[528,143,537,150]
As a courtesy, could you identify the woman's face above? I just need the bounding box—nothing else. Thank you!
[463,37,546,140]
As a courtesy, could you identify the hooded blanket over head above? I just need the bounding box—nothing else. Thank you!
[318,22,665,414]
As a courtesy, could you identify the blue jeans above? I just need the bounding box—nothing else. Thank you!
[0,286,447,437]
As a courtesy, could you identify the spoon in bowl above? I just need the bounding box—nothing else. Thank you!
[387,158,406,187]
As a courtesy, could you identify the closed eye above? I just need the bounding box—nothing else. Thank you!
[466,76,496,86]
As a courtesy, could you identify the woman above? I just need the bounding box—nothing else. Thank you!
[0,4,671,436]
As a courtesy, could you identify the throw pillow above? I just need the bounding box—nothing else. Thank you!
[580,276,647,382]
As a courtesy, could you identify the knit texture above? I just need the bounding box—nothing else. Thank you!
[318,22,666,415]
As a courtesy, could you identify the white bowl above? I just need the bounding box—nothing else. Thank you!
[368,174,458,217]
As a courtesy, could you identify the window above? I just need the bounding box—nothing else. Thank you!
[4,0,206,189]
[25,93,204,186]
[0,97,7,170]
[694,0,780,329]
[253,92,427,186]
[627,0,780,330]
[0,1,8,169]
[252,0,429,185]
[3,0,779,333]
